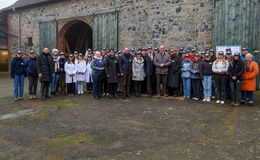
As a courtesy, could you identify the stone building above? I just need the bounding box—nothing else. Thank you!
[0,0,259,70]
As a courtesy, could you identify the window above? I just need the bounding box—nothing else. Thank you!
[27,37,33,46]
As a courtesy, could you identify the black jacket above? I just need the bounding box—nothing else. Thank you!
[200,60,213,77]
[167,55,181,88]
[143,54,155,76]
[228,59,245,81]
[120,53,133,74]
[10,57,26,78]
[37,52,55,82]
[25,57,38,77]
[105,55,121,83]
[59,58,67,72]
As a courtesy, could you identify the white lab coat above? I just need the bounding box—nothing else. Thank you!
[76,60,87,81]
[85,61,93,83]
[65,62,77,83]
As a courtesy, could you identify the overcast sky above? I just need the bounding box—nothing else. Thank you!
[0,0,17,10]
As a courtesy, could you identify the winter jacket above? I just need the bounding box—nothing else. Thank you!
[212,59,229,75]
[190,60,201,79]
[228,59,245,81]
[25,57,38,77]
[59,58,67,72]
[167,55,181,88]
[181,60,192,78]
[143,54,155,77]
[120,53,133,74]
[37,52,55,82]
[200,60,213,77]
[105,55,120,83]
[10,57,26,78]
[132,57,146,81]
[91,58,105,76]
[153,52,171,75]
[241,61,259,91]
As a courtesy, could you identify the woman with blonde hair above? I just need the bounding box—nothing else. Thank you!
[212,51,229,104]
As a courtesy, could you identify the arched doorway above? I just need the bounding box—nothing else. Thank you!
[58,20,92,54]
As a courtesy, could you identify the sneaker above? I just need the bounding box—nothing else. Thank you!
[18,97,23,100]
[202,99,207,102]
[207,98,211,102]
[216,100,220,104]
[29,95,33,100]
[183,96,187,98]
[230,102,235,106]
[221,101,225,105]
[234,103,240,107]
[212,96,215,99]
[14,98,18,101]
[193,98,199,101]
[187,96,190,99]
[248,103,254,106]
[163,94,169,97]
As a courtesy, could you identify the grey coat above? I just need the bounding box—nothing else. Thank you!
[132,57,145,81]
[153,52,171,75]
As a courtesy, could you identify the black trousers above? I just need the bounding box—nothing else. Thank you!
[67,83,75,94]
[147,74,156,95]
[102,77,108,95]
[215,74,227,101]
[108,83,117,96]
[40,81,50,98]
[134,81,142,96]
[28,76,38,95]
[191,79,201,99]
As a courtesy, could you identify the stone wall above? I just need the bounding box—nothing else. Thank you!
[7,0,213,55]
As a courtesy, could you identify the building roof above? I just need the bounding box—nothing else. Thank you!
[1,0,62,12]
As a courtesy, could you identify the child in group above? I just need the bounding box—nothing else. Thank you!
[65,54,77,96]
[85,55,93,94]
[10,50,26,101]
[181,54,192,98]
[76,53,86,95]
[25,50,38,99]
[200,53,213,102]
[190,53,201,100]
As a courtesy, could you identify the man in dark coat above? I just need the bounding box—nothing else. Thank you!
[37,48,55,100]
[143,47,156,97]
[105,49,121,99]
[167,48,181,96]
[120,48,134,99]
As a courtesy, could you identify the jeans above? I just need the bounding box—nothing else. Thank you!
[215,74,227,101]
[156,74,167,95]
[182,78,191,97]
[191,79,201,99]
[28,76,38,95]
[230,80,242,103]
[77,81,84,93]
[14,75,24,98]
[51,74,60,93]
[93,75,103,98]
[203,76,212,99]
[241,91,254,104]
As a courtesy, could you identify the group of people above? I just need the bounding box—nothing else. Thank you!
[10,45,259,106]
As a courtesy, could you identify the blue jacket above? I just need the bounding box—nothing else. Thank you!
[10,57,26,78]
[25,57,38,77]
[181,60,192,78]
[91,58,105,76]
